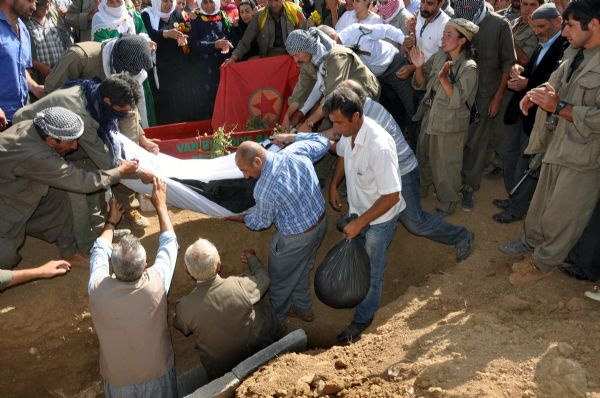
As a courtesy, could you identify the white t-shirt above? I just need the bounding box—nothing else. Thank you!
[335,11,382,32]
[336,117,405,224]
[415,10,450,60]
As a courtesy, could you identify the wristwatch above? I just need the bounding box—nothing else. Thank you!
[105,220,118,228]
[554,100,568,115]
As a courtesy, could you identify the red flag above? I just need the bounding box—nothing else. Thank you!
[212,55,300,131]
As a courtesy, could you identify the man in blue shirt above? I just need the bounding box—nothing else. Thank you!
[228,135,330,325]
[0,0,44,130]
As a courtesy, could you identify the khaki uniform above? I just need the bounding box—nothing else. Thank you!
[232,11,308,60]
[288,45,380,110]
[174,256,281,379]
[13,86,141,250]
[65,0,96,42]
[44,42,105,94]
[462,9,516,190]
[413,51,478,212]
[523,45,600,271]
[42,41,145,145]
[511,17,539,63]
[0,121,122,268]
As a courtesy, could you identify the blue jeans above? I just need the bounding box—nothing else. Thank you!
[398,167,469,246]
[353,217,398,323]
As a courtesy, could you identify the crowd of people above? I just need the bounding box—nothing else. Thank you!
[1,0,599,394]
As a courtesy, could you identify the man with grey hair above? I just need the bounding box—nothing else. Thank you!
[174,240,281,379]
[88,177,179,397]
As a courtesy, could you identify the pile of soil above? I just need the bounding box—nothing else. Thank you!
[1,179,598,398]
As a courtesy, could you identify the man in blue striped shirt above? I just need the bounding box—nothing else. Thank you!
[228,134,330,324]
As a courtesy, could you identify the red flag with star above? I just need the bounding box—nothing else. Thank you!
[212,55,300,131]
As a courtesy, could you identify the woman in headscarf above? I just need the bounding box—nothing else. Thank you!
[188,0,234,119]
[91,0,149,41]
[410,18,479,217]
[142,0,196,123]
[92,0,158,126]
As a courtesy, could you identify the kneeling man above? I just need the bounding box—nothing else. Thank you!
[174,240,282,379]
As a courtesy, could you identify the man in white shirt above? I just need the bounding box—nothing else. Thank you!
[400,0,450,75]
[326,86,404,343]
[88,178,179,397]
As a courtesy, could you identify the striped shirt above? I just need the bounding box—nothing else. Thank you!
[245,133,329,235]
[363,98,417,176]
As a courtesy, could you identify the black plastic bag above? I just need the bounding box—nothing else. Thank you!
[314,238,371,309]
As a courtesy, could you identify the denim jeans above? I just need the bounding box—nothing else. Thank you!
[398,167,469,245]
[353,217,398,324]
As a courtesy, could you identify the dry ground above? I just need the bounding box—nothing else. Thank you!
[1,178,598,398]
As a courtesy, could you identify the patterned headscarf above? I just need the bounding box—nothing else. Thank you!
[285,27,335,67]
[143,0,177,30]
[110,35,153,75]
[33,107,84,141]
[377,0,403,23]
[453,0,485,23]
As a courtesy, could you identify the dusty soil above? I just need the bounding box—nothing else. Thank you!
[1,178,599,398]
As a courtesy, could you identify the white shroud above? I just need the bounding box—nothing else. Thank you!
[116,134,278,217]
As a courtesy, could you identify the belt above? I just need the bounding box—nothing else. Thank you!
[303,212,325,234]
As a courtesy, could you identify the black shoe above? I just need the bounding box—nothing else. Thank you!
[336,319,372,343]
[492,209,524,224]
[492,198,510,209]
[461,186,474,211]
[484,167,503,180]
[455,230,474,262]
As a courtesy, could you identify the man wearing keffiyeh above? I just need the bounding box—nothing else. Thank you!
[456,0,516,211]
[282,27,379,131]
[13,74,155,250]
[0,106,142,270]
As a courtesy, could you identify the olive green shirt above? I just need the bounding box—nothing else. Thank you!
[511,17,538,63]
[0,121,122,238]
[43,41,106,95]
[288,45,380,108]
[413,50,478,135]
[526,45,600,171]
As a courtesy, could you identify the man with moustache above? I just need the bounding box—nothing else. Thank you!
[502,0,600,285]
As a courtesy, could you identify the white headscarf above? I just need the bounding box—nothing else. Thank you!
[91,0,136,37]
[195,0,221,16]
[143,0,177,30]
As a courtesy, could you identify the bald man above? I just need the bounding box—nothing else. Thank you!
[227,135,330,325]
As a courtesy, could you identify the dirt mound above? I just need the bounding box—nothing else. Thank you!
[1,180,599,398]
